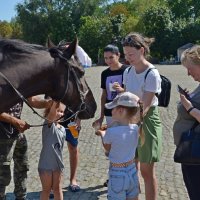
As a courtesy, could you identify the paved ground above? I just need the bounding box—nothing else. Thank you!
[6,65,195,200]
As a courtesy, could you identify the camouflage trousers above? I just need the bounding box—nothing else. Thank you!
[0,134,29,200]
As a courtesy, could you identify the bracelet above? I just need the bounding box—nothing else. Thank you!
[187,106,195,114]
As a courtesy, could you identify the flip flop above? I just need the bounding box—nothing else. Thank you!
[68,184,81,192]
[103,179,109,187]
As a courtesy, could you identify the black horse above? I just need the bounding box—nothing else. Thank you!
[0,38,97,119]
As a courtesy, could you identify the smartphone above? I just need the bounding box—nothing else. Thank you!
[177,85,190,100]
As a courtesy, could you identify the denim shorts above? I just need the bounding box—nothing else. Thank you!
[107,163,139,200]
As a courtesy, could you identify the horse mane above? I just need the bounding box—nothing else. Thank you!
[0,38,85,75]
[0,39,47,56]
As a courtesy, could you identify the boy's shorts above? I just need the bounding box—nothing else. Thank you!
[65,128,78,147]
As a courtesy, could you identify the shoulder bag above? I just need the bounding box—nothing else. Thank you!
[174,121,200,164]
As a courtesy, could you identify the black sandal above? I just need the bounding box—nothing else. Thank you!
[103,179,109,187]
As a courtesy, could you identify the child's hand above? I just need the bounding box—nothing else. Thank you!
[180,94,193,111]
[100,124,107,130]
[12,118,30,133]
[92,118,102,131]
[92,118,103,130]
[75,118,81,131]
[95,129,105,136]
[112,82,124,93]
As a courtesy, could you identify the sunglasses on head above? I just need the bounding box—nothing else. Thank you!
[121,37,134,45]
[121,37,142,49]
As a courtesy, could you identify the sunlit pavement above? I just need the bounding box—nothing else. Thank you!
[6,65,190,200]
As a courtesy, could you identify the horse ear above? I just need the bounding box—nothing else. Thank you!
[63,38,78,59]
[49,48,63,59]
[46,37,55,48]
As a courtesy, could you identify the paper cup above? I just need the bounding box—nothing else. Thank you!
[68,122,79,138]
[109,83,116,92]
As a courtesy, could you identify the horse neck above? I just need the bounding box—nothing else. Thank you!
[1,59,57,99]
[19,67,61,99]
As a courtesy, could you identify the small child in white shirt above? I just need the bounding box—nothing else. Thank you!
[95,92,141,200]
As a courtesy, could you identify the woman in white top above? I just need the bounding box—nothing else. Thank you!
[118,32,162,200]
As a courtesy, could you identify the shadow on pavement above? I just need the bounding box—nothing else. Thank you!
[6,191,40,200]
[6,185,107,200]
[63,184,107,199]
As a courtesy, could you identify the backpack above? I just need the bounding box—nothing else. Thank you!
[127,67,171,107]
[145,68,171,107]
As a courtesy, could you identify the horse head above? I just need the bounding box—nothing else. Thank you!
[47,38,97,119]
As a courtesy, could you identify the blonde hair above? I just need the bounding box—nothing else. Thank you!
[181,45,200,66]
[118,105,138,117]
[118,103,145,145]
[122,32,155,57]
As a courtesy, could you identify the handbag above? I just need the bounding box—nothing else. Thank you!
[174,121,200,164]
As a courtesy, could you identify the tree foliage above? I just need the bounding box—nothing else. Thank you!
[7,0,200,61]
[78,16,113,63]
[16,0,108,44]
[109,3,129,17]
[142,5,174,58]
[10,18,23,39]
[127,0,164,17]
[0,21,13,38]
[142,1,200,59]
[166,0,200,19]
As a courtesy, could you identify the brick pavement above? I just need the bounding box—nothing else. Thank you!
[6,65,192,200]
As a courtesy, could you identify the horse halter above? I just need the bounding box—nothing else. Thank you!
[52,50,90,120]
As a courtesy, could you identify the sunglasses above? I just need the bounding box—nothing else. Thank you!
[121,37,134,45]
[121,37,142,49]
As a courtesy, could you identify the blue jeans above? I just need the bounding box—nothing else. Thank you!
[108,163,139,200]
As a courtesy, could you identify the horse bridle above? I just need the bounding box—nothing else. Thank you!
[0,52,89,127]
[53,51,90,120]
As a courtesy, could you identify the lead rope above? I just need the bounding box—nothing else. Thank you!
[0,71,49,121]
[0,71,79,127]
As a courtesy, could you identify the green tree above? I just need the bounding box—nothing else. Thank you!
[109,3,129,17]
[122,15,142,35]
[16,1,51,43]
[78,16,113,63]
[127,0,165,17]
[0,21,13,38]
[166,0,200,19]
[141,5,173,58]
[10,18,23,39]
[16,0,108,44]
[182,18,200,44]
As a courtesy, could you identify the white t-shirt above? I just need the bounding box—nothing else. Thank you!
[103,124,139,163]
[123,65,161,106]
[76,46,92,68]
